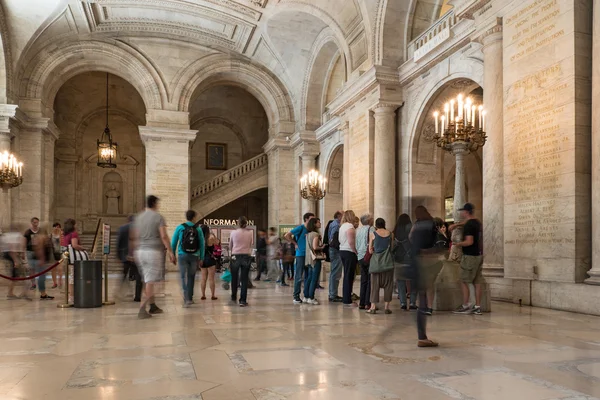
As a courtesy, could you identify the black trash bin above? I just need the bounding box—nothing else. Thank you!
[74,260,102,308]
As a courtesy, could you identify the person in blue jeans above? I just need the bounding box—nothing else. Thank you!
[171,210,205,308]
[284,212,315,304]
[305,218,324,304]
[327,211,343,302]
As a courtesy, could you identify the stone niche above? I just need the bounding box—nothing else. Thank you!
[503,0,592,283]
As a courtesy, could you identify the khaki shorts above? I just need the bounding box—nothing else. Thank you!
[134,249,165,283]
[460,255,483,284]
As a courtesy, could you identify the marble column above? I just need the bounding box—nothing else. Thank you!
[451,142,468,222]
[0,132,11,231]
[587,1,600,285]
[0,105,17,230]
[481,23,504,277]
[138,126,197,239]
[373,105,397,225]
[300,153,316,217]
[341,121,350,210]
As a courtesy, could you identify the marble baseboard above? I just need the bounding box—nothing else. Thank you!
[489,278,600,316]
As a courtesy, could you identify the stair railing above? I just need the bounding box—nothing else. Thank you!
[191,153,268,199]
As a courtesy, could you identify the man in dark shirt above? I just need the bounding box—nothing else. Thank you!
[452,203,483,315]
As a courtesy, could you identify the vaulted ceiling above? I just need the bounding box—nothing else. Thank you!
[0,0,443,121]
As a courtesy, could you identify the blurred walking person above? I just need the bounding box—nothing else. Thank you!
[409,205,444,347]
[267,227,281,282]
[117,216,143,302]
[50,223,63,288]
[133,195,175,319]
[3,224,30,300]
[394,214,416,310]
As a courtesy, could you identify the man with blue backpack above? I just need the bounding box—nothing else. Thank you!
[171,210,205,308]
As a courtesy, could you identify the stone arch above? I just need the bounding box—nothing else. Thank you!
[301,30,345,131]
[322,143,344,220]
[404,73,484,217]
[173,54,295,130]
[18,40,166,115]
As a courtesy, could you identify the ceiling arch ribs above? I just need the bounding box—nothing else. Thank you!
[269,0,366,75]
[300,28,341,131]
[79,0,262,54]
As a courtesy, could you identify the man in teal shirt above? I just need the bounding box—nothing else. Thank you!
[171,210,205,308]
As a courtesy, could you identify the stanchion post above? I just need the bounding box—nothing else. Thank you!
[57,254,73,308]
[103,254,115,306]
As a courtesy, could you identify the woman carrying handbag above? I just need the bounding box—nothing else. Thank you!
[366,218,395,314]
[305,218,326,304]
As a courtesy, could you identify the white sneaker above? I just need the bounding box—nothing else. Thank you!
[309,299,319,305]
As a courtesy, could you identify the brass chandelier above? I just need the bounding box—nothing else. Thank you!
[300,169,327,201]
[432,94,487,153]
[0,151,23,190]
[97,73,118,168]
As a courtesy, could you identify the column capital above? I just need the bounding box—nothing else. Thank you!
[138,126,197,144]
[371,103,400,115]
[479,18,503,47]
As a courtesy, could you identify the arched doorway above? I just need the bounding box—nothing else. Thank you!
[53,72,146,232]
[322,145,344,222]
[410,79,483,221]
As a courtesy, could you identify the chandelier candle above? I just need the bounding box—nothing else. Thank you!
[0,151,23,189]
[300,169,326,201]
[432,94,487,153]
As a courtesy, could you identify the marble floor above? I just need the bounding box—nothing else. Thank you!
[0,273,599,400]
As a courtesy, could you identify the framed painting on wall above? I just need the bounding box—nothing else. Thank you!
[206,143,227,170]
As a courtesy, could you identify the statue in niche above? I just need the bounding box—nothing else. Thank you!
[105,184,121,215]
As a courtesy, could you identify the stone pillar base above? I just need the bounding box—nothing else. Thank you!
[433,261,492,312]
[585,271,600,285]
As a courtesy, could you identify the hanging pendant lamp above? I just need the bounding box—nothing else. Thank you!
[97,73,118,168]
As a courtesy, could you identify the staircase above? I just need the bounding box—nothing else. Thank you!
[80,233,122,272]
[191,153,268,217]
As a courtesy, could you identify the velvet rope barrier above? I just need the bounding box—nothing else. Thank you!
[0,258,64,281]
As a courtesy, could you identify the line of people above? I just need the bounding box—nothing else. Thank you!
[282,203,483,347]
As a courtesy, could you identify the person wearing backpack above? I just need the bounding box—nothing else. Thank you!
[171,209,205,308]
